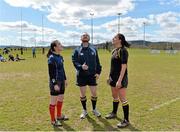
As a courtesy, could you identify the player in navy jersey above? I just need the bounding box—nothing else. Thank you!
[47,40,68,127]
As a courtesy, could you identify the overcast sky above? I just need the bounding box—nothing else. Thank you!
[0,0,180,47]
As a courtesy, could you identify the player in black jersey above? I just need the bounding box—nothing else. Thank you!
[105,33,130,128]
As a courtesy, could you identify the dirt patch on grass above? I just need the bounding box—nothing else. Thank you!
[0,73,32,80]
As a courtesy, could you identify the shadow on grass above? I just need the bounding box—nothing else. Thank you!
[97,117,119,131]
[53,126,63,131]
[98,116,141,131]
[127,124,141,131]
[53,121,75,131]
[86,115,120,131]
[61,122,75,131]
[86,115,104,131]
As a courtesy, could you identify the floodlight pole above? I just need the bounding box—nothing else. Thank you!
[90,12,94,45]
[117,13,122,33]
[143,22,146,46]
[42,14,44,47]
[20,8,23,55]
[34,30,36,47]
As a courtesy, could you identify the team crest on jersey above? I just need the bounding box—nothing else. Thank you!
[80,53,84,56]
[91,52,95,55]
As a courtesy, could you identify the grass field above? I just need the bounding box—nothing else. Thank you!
[0,48,180,131]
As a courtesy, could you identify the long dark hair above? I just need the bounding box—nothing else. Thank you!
[117,33,130,48]
[47,40,59,58]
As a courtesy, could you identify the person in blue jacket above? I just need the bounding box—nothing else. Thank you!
[32,47,36,58]
[72,32,102,119]
[47,40,68,127]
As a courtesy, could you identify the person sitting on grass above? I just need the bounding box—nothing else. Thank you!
[0,54,6,62]
[47,40,68,127]
[15,54,25,61]
[8,54,15,61]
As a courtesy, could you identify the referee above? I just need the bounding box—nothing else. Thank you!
[72,32,102,119]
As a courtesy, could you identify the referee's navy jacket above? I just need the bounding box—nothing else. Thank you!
[72,44,102,77]
[48,53,66,84]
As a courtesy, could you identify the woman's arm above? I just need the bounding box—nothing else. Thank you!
[48,58,57,85]
[118,64,127,82]
[116,49,128,88]
[63,68,67,80]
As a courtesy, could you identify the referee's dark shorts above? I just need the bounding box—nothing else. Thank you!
[76,75,97,87]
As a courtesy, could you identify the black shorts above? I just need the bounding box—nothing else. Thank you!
[109,74,128,88]
[76,75,97,87]
[49,81,65,96]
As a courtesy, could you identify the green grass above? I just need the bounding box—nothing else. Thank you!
[0,48,180,131]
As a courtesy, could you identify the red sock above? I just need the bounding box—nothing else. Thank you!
[57,101,63,117]
[49,104,55,122]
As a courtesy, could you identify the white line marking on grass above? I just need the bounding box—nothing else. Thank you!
[149,97,180,111]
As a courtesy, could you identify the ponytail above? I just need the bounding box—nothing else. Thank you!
[124,41,130,48]
[47,40,59,58]
[117,33,131,48]
[47,49,53,58]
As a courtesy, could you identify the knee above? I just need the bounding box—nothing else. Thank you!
[91,96,97,101]
[57,95,64,102]
[80,88,86,97]
[91,91,97,97]
[50,101,56,105]
[119,97,127,104]
[112,92,118,99]
[50,96,57,105]
[80,96,87,102]
[80,93,86,97]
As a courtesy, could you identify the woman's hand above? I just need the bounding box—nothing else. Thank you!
[54,85,60,91]
[107,78,110,84]
[95,74,100,80]
[107,77,113,85]
[116,80,122,89]
[64,80,68,88]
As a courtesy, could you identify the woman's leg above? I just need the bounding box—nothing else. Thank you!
[118,88,129,122]
[57,95,64,118]
[111,87,120,115]
[49,96,57,123]
[105,87,119,119]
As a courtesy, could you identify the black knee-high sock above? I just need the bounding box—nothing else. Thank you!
[112,99,119,114]
[122,101,129,122]
[80,96,87,110]
[91,96,97,110]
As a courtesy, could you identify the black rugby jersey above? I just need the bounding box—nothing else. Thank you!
[110,47,128,78]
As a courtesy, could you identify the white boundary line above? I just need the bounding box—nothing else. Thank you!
[149,97,180,111]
